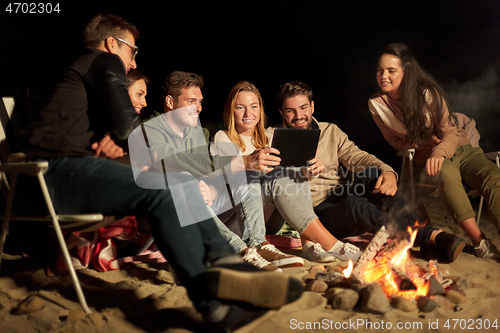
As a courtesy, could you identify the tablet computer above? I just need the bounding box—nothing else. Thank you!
[270,128,321,168]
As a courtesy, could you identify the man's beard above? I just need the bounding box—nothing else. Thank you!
[285,116,312,129]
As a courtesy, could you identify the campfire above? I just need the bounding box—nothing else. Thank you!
[304,226,467,313]
[348,225,429,299]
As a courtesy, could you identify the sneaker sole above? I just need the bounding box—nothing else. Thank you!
[311,258,337,263]
[332,252,361,263]
[301,254,337,263]
[203,268,304,309]
[270,257,304,268]
[447,238,466,262]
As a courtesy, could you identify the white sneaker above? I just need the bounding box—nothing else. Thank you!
[328,241,361,262]
[301,242,337,263]
[239,247,282,272]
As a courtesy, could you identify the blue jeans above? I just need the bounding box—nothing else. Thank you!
[314,171,422,240]
[210,171,267,253]
[225,167,318,238]
[37,156,234,315]
[259,167,318,234]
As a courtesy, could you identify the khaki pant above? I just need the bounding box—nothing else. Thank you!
[437,145,500,226]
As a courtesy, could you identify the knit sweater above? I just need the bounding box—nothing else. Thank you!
[368,91,470,164]
[211,130,271,156]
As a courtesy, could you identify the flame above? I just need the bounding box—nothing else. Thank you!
[390,226,418,266]
[360,225,430,300]
[343,260,353,278]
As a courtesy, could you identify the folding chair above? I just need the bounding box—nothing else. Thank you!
[477,151,500,223]
[397,148,416,207]
[398,113,500,226]
[0,96,117,314]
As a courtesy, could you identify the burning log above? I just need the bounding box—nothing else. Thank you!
[387,263,417,291]
[351,226,390,283]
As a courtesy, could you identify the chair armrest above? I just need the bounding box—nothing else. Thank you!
[6,214,104,222]
[397,149,415,157]
[484,151,500,160]
[4,214,115,233]
[0,161,49,176]
[7,152,29,163]
[57,214,105,221]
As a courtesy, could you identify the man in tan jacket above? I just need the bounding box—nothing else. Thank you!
[265,81,466,263]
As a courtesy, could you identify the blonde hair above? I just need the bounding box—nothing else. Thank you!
[223,81,268,153]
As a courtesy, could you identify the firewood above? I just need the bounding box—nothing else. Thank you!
[387,262,417,291]
[351,226,390,282]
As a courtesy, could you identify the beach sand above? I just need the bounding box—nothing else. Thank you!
[1,194,499,333]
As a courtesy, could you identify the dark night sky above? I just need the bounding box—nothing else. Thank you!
[1,0,499,167]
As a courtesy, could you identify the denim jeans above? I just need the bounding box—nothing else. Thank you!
[38,156,234,315]
[225,167,318,238]
[259,167,318,234]
[210,170,267,253]
[314,171,422,240]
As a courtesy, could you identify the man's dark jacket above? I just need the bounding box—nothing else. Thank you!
[24,49,140,159]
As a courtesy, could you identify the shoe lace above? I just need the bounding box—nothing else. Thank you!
[341,243,359,255]
[310,243,324,254]
[475,240,490,254]
[242,248,272,269]
[261,244,289,257]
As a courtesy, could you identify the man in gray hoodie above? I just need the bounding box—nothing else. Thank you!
[128,71,304,272]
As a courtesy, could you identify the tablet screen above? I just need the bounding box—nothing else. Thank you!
[270,128,320,168]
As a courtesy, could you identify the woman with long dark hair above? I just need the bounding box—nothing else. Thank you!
[369,43,500,260]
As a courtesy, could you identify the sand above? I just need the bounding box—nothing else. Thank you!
[1,194,499,333]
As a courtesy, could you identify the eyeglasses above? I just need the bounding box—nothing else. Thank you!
[112,36,139,60]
